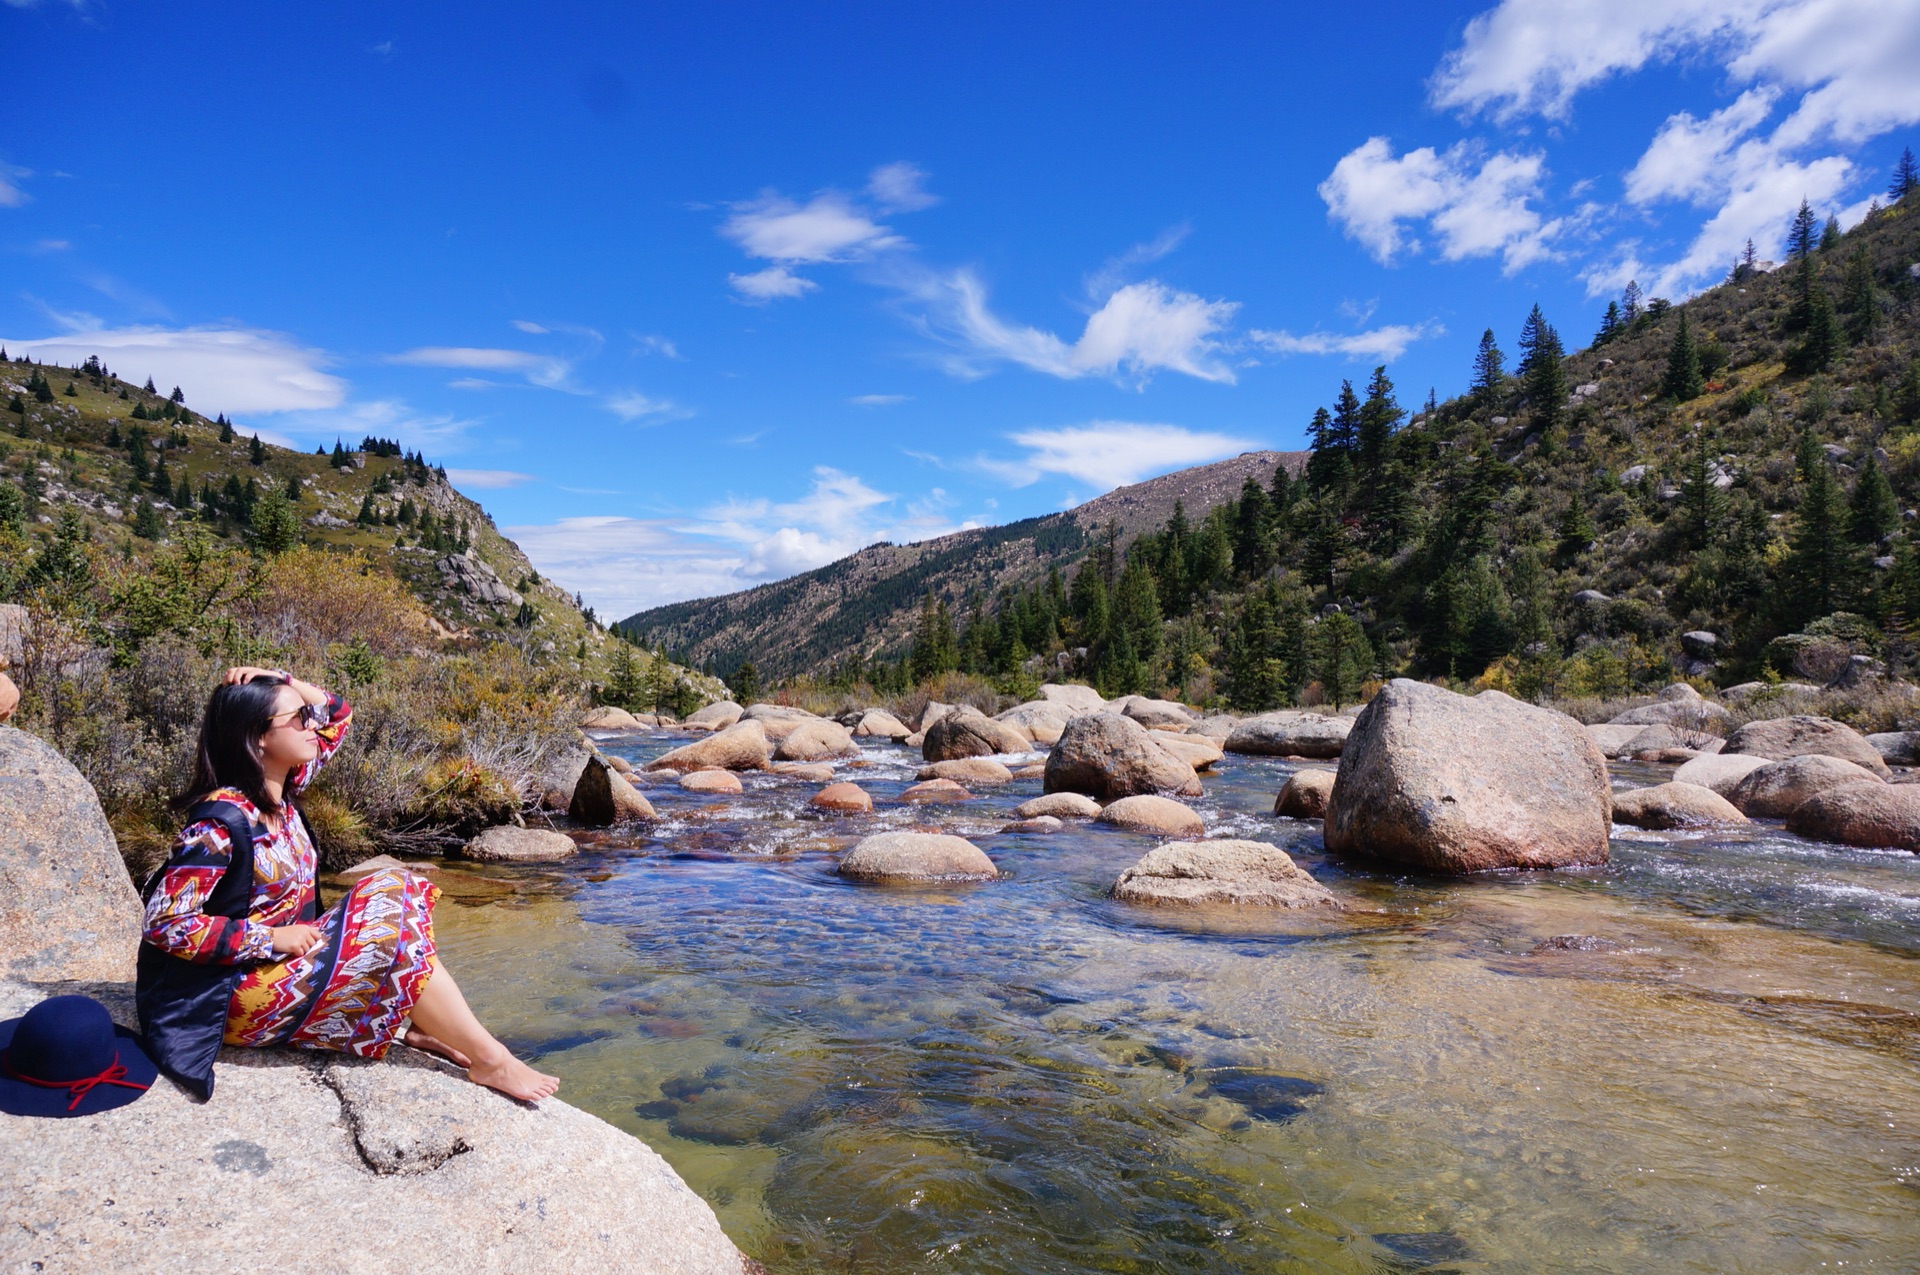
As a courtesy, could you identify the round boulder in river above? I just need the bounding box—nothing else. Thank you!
[1043,712,1201,800]
[1225,711,1352,758]
[1726,754,1884,818]
[678,769,743,794]
[810,781,873,812]
[1721,715,1890,777]
[1274,769,1336,820]
[464,826,579,863]
[919,757,1014,785]
[1013,792,1101,819]
[1786,781,1920,852]
[838,832,998,883]
[1323,680,1612,873]
[1671,752,1772,796]
[1610,782,1747,829]
[921,706,1031,761]
[1112,839,1342,909]
[644,720,771,773]
[1097,794,1206,837]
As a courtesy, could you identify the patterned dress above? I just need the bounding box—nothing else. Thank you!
[141,691,441,1058]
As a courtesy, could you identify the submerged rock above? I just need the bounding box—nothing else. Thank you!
[1097,795,1206,837]
[1727,754,1884,818]
[999,815,1065,834]
[1610,782,1747,829]
[1274,769,1336,820]
[645,720,771,773]
[921,706,1030,761]
[1224,711,1351,758]
[898,778,974,803]
[1112,839,1341,909]
[0,725,142,983]
[1043,713,1201,800]
[919,757,1014,785]
[1722,715,1890,777]
[679,769,744,794]
[1787,782,1920,851]
[1324,680,1611,873]
[837,832,997,883]
[465,825,579,863]
[1012,792,1101,819]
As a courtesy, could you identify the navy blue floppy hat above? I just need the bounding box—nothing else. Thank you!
[0,995,159,1118]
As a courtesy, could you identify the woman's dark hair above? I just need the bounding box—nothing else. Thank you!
[175,674,292,815]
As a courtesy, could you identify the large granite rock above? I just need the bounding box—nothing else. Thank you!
[0,726,140,983]
[0,979,752,1274]
[1726,754,1884,818]
[837,832,997,883]
[683,700,744,731]
[1722,715,1890,777]
[1043,713,1201,800]
[1038,683,1106,713]
[921,706,1030,761]
[679,769,744,794]
[1866,731,1920,766]
[570,756,657,825]
[772,718,858,763]
[1323,681,1612,873]
[1224,712,1352,759]
[581,706,646,730]
[436,550,522,609]
[1153,734,1225,771]
[1786,782,1920,852]
[993,701,1074,746]
[1586,724,1648,759]
[464,826,579,863]
[739,704,821,744]
[1610,783,1747,830]
[645,721,771,773]
[1274,769,1336,820]
[918,758,1014,785]
[1671,752,1773,796]
[1112,840,1341,909]
[1110,695,1197,729]
[1096,795,1206,837]
[850,709,911,740]
[809,782,873,813]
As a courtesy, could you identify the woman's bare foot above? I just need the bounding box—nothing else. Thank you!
[466,1051,561,1102]
[402,1027,473,1069]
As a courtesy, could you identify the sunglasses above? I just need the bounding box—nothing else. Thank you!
[265,704,325,732]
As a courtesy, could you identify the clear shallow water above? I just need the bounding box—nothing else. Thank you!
[417,738,1920,1273]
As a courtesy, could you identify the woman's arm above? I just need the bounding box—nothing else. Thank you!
[221,667,352,790]
[142,821,275,964]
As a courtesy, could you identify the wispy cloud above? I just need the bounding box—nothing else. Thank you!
[631,333,683,359]
[849,393,910,406]
[445,468,535,490]
[0,162,30,207]
[604,391,679,421]
[867,161,939,212]
[0,325,346,414]
[1248,321,1445,362]
[728,265,818,301]
[275,398,480,453]
[978,421,1258,491]
[389,345,574,389]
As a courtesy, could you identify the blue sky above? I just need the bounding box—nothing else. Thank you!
[4,0,1917,617]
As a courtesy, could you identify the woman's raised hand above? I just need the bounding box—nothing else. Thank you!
[222,666,283,686]
[269,924,324,957]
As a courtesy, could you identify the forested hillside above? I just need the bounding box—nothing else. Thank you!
[648,158,1920,713]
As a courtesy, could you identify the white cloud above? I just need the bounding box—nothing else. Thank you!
[1319,137,1563,272]
[445,468,535,490]
[505,516,759,616]
[868,161,938,212]
[918,271,1239,386]
[986,422,1258,491]
[728,265,818,301]
[1624,89,1781,205]
[631,334,682,359]
[274,397,479,452]
[721,191,899,263]
[604,391,678,421]
[511,319,549,334]
[0,325,346,414]
[0,162,30,208]
[389,345,573,389]
[1248,322,1445,362]
[1083,226,1190,301]
[850,393,910,406]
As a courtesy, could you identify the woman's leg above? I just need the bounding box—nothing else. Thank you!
[405,957,560,1102]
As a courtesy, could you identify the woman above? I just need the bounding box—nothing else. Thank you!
[136,666,558,1102]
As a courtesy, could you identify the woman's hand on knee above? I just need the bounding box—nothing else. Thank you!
[270,924,323,957]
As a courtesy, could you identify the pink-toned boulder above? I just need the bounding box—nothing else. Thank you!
[1610,782,1746,829]
[682,700,744,731]
[1274,770,1336,820]
[918,758,1014,785]
[1671,752,1772,796]
[644,720,770,773]
[810,782,873,813]
[1044,713,1201,801]
[1112,839,1341,909]
[1727,754,1885,818]
[1154,734,1224,771]
[679,769,743,794]
[1013,792,1101,819]
[1786,781,1920,851]
[769,763,835,782]
[773,718,859,762]
[1722,715,1890,777]
[1097,795,1205,837]
[837,832,997,883]
[898,778,974,803]
[922,706,1030,761]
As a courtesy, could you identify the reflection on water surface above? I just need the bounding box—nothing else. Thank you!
[420,738,1920,1272]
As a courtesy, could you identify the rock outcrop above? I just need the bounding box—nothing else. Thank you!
[921,706,1030,761]
[1096,795,1206,837]
[1112,839,1341,909]
[1786,782,1920,851]
[464,826,579,863]
[1610,783,1747,830]
[1043,713,1201,800]
[1722,715,1890,777]
[1323,680,1612,873]
[0,726,141,983]
[570,756,656,824]
[0,979,751,1274]
[836,832,997,883]
[435,550,522,609]
[1274,769,1336,820]
[645,721,771,773]
[1726,754,1885,818]
[1224,712,1352,759]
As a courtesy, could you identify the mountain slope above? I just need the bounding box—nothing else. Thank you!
[622,449,1305,676]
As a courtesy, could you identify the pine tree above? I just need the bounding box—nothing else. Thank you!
[63,381,77,397]
[1471,328,1505,399]
[1622,281,1644,327]
[1661,312,1705,401]
[174,472,192,509]
[1788,281,1841,375]
[1519,308,1567,429]
[1555,495,1595,565]
[1842,247,1878,344]
[169,386,184,404]
[1890,147,1918,202]
[106,422,121,447]
[1849,452,1899,546]
[356,493,377,525]
[1231,476,1272,580]
[1677,438,1726,549]
[1898,360,1920,429]
[1787,199,1819,260]
[219,415,234,443]
[249,434,265,465]
[1819,214,1841,252]
[132,499,164,541]
[1593,302,1622,347]
[285,473,303,499]
[1329,380,1362,450]
[1785,452,1851,621]
[1356,365,1401,477]
[150,453,173,498]
[1313,611,1371,708]
[250,491,301,555]
[144,377,155,393]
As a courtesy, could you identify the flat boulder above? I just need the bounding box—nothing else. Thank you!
[1671,752,1773,796]
[1727,754,1884,818]
[1274,769,1336,820]
[922,706,1030,760]
[1112,840,1341,909]
[910,700,955,733]
[1324,680,1612,873]
[994,701,1074,745]
[1013,792,1101,819]
[851,709,912,740]
[773,718,859,762]
[1225,712,1352,759]
[1722,715,1890,777]
[918,757,1014,785]
[678,769,744,794]
[570,756,656,824]
[464,826,579,863]
[1787,782,1920,851]
[1195,714,1239,738]
[581,706,645,730]
[1867,731,1920,766]
[810,782,873,813]
[1154,734,1225,771]
[837,832,997,883]
[1586,724,1648,759]
[0,726,142,982]
[999,816,1064,834]
[0,980,748,1273]
[645,720,771,773]
[1112,695,1197,729]
[1611,783,1747,830]
[898,778,974,803]
[769,762,834,783]
[740,704,821,744]
[1606,695,1731,728]
[682,700,743,731]
[1038,683,1106,713]
[1097,795,1205,837]
[1044,713,1201,801]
